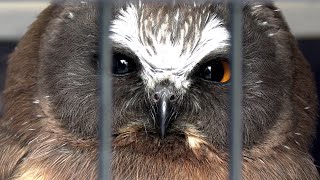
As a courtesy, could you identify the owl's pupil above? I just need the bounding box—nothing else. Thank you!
[117,59,129,73]
[112,53,136,75]
[198,60,230,83]
[204,66,213,80]
[207,62,223,81]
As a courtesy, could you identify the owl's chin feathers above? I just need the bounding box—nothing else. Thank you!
[112,122,216,161]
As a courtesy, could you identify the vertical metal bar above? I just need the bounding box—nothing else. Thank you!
[229,0,243,180]
[99,0,112,179]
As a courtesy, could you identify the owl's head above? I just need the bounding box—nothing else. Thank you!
[38,0,317,154]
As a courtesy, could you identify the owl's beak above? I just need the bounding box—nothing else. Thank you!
[153,86,177,138]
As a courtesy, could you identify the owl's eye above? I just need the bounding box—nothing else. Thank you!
[112,53,137,75]
[197,59,231,83]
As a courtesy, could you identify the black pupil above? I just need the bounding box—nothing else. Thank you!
[112,53,135,74]
[201,61,225,82]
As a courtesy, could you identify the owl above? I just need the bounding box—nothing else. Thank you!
[0,0,319,179]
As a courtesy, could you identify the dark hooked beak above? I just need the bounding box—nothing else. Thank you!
[152,86,177,138]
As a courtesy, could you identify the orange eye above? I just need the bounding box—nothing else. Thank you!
[197,59,231,83]
[220,61,231,83]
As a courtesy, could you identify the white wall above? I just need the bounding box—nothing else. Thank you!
[0,1,319,40]
[0,1,48,40]
[276,1,320,38]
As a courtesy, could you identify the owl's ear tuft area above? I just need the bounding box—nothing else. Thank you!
[246,2,290,33]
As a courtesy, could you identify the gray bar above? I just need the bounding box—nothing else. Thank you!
[229,0,243,180]
[99,0,112,180]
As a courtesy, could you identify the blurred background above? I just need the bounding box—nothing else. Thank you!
[0,0,319,170]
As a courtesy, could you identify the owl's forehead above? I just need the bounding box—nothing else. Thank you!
[110,3,230,89]
[138,4,215,44]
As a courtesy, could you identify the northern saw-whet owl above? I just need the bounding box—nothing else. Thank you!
[0,0,319,179]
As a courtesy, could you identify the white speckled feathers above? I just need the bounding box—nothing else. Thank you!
[110,3,230,89]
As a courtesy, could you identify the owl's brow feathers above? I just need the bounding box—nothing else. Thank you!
[110,4,230,89]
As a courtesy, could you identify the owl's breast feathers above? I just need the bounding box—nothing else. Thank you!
[3,120,318,179]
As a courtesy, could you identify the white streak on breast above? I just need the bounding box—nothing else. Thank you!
[110,4,230,90]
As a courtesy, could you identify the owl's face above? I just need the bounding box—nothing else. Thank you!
[40,1,291,151]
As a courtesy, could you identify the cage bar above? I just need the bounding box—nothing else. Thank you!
[229,0,244,180]
[99,0,113,180]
